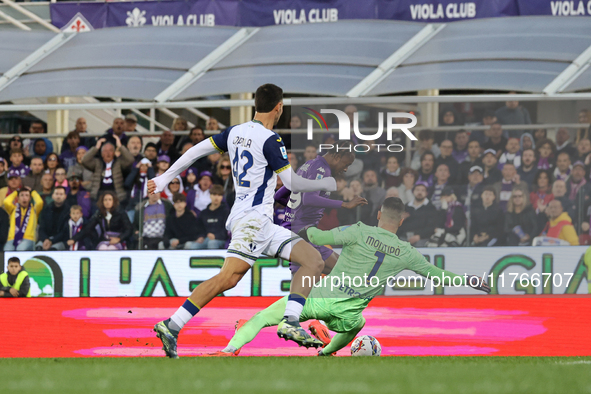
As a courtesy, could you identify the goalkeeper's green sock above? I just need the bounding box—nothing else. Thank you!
[227,298,286,350]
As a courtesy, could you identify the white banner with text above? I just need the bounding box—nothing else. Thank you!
[3,247,589,297]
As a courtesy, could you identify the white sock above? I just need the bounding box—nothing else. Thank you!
[284,300,304,319]
[168,319,182,332]
[170,305,194,331]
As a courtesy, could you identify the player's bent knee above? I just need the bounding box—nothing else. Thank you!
[312,257,324,274]
[224,276,241,290]
[217,271,243,291]
[301,255,324,274]
[209,272,239,292]
[355,317,366,332]
[310,249,325,273]
[214,273,241,291]
[293,244,324,273]
[217,257,251,291]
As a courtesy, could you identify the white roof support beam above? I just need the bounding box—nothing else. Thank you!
[156,107,230,130]
[543,43,591,95]
[346,23,446,97]
[157,107,195,129]
[0,32,76,94]
[184,107,226,129]
[155,27,260,103]
[128,108,167,132]
[0,8,30,31]
[156,107,227,130]
[1,0,60,32]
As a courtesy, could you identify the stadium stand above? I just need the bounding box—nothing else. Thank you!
[2,100,590,251]
[0,17,589,249]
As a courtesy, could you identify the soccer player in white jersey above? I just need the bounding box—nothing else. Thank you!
[148,84,337,358]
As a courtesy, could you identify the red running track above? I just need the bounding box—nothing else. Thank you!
[2,296,590,357]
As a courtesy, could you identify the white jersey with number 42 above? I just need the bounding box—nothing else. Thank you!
[210,120,290,229]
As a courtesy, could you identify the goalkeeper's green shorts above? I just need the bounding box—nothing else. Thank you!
[295,296,364,333]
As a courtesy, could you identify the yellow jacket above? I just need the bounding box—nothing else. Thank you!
[547,212,579,246]
[4,190,44,242]
[0,270,31,297]
[0,186,9,207]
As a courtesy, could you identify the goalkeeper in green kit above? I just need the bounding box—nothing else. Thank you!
[209,197,490,356]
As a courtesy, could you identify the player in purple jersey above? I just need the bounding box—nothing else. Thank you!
[274,147,367,274]
[272,146,367,346]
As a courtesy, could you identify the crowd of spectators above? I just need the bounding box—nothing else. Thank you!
[284,102,591,248]
[0,116,230,251]
[0,101,589,251]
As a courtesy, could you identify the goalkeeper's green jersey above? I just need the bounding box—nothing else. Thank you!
[308,222,465,316]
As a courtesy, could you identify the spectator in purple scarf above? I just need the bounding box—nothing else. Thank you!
[60,132,81,172]
[430,163,451,210]
[536,139,556,170]
[417,151,436,188]
[66,168,94,219]
[566,161,587,201]
[427,186,466,247]
[452,130,469,163]
[126,135,144,166]
[4,187,44,251]
[553,152,572,182]
[493,163,525,212]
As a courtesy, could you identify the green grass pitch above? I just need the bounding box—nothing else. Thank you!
[2,357,591,394]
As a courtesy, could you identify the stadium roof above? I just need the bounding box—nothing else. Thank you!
[0,16,590,103]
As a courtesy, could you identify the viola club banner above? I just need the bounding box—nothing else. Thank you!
[2,247,589,298]
[50,0,591,32]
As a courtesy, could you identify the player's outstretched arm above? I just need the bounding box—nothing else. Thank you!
[306,227,337,246]
[148,138,218,194]
[306,223,359,246]
[302,193,367,210]
[407,249,491,293]
[278,167,337,193]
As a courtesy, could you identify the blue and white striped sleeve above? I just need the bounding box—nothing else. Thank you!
[209,127,233,153]
[262,134,290,174]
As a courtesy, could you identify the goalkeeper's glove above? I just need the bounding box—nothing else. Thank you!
[466,275,491,293]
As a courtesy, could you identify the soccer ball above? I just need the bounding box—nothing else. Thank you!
[350,335,381,356]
